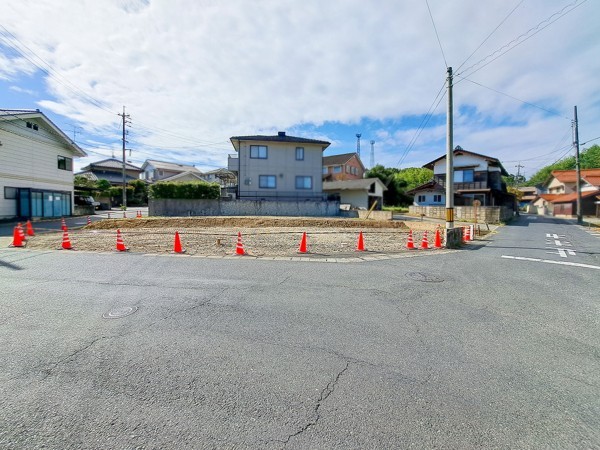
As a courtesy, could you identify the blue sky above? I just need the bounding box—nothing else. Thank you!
[1,0,599,178]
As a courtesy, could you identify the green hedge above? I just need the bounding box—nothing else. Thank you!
[149,181,221,200]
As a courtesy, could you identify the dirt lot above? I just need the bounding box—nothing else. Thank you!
[23,216,448,257]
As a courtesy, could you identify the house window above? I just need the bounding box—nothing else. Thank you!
[333,166,342,173]
[4,187,17,199]
[295,176,312,190]
[346,165,350,173]
[418,195,426,203]
[322,166,328,174]
[259,175,276,189]
[295,147,304,160]
[433,194,442,202]
[454,169,474,183]
[250,145,268,159]
[57,155,73,171]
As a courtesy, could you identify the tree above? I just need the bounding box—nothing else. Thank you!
[394,167,433,192]
[365,165,403,206]
[580,144,600,168]
[525,144,600,186]
[365,165,432,206]
[74,175,97,189]
[128,179,149,205]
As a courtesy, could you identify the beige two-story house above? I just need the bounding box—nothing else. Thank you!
[228,132,331,200]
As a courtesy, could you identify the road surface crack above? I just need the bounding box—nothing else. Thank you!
[268,361,350,446]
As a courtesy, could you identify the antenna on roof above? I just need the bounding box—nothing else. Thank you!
[370,140,375,168]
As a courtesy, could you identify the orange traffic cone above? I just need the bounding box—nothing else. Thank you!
[434,228,442,248]
[11,226,24,247]
[235,232,245,255]
[61,217,67,231]
[87,216,92,226]
[406,229,415,249]
[61,229,73,250]
[420,231,430,249]
[298,232,308,253]
[463,226,470,242]
[136,211,142,218]
[116,229,128,252]
[173,231,184,253]
[17,223,25,241]
[26,220,35,236]
[356,231,365,251]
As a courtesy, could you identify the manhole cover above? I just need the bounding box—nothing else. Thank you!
[406,272,444,283]
[102,306,138,319]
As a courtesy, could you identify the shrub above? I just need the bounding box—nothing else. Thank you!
[149,181,221,200]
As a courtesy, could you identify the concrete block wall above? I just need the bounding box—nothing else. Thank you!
[149,199,341,217]
[409,205,513,223]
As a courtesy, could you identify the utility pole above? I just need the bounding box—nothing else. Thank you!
[445,66,454,230]
[515,163,524,187]
[356,133,361,156]
[573,105,582,224]
[370,140,375,168]
[118,106,131,209]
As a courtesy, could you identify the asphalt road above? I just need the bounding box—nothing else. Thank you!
[0,215,599,449]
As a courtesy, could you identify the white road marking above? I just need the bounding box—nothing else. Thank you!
[546,233,565,239]
[502,255,600,270]
[545,248,576,258]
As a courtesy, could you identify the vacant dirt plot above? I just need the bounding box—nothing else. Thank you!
[24,216,446,257]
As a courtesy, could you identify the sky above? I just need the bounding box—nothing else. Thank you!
[1,0,599,178]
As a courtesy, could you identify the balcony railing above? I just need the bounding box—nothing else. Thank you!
[434,178,488,190]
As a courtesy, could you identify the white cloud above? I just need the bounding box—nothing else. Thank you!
[2,0,599,177]
[9,85,37,96]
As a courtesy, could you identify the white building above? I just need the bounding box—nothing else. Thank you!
[0,109,86,219]
[140,159,202,183]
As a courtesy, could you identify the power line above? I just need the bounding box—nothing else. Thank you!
[455,0,525,73]
[457,0,587,78]
[425,0,448,68]
[581,136,600,146]
[0,24,115,115]
[455,75,570,119]
[0,22,237,150]
[394,82,447,168]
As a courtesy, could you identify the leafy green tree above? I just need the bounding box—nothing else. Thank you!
[526,144,600,186]
[581,144,600,168]
[365,165,403,206]
[128,179,149,205]
[394,167,433,192]
[96,179,112,192]
[74,175,97,189]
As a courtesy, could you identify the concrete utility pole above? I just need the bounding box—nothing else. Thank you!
[118,106,131,209]
[445,67,454,230]
[515,163,524,187]
[573,105,582,224]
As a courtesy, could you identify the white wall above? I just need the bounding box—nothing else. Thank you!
[0,118,79,218]
[412,190,445,206]
[433,154,487,175]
